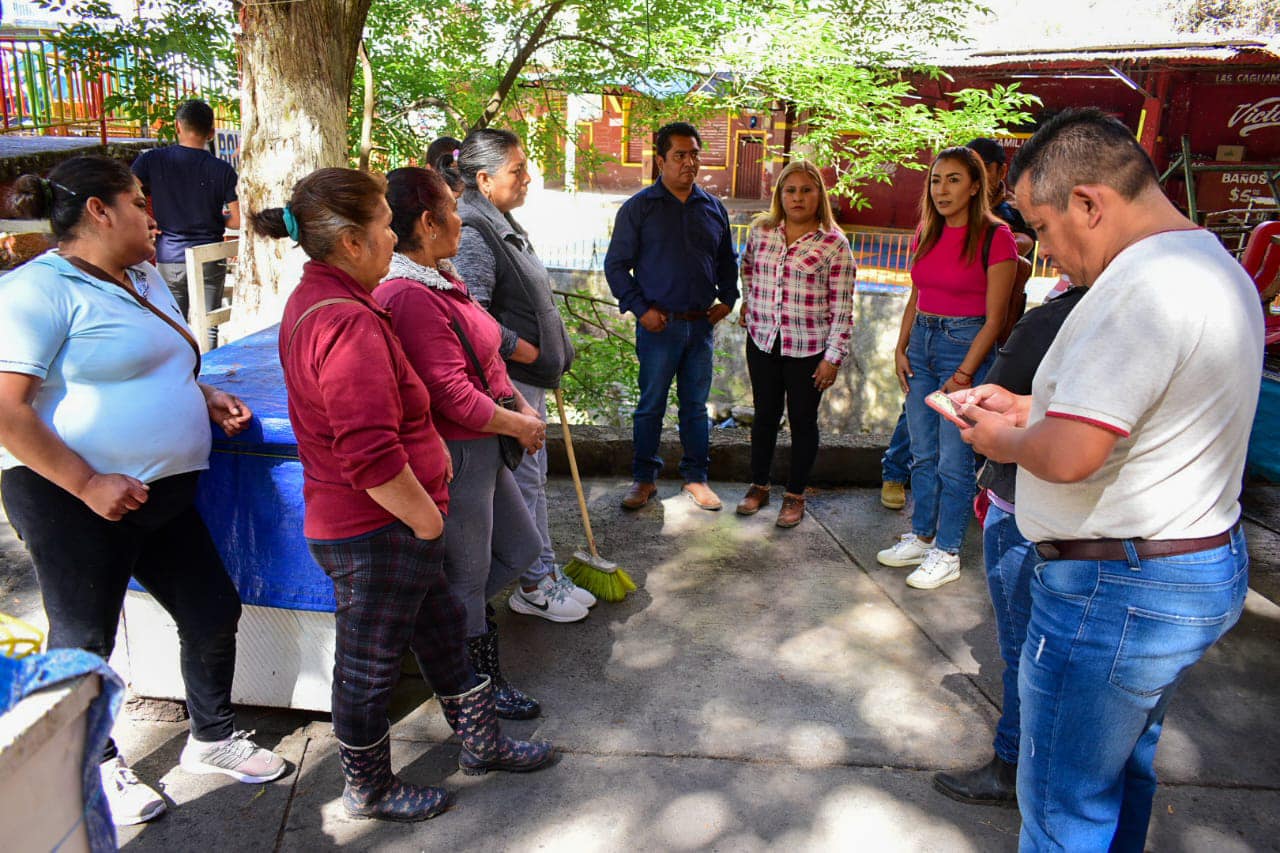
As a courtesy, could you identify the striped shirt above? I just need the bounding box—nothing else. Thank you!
[740,224,857,364]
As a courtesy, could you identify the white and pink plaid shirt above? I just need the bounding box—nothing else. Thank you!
[740,224,857,365]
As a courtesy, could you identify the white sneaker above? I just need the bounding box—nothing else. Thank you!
[509,574,590,623]
[179,730,288,783]
[552,564,597,608]
[906,548,961,589]
[876,533,932,567]
[99,756,166,826]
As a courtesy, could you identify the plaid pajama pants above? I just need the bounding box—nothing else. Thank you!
[308,521,475,747]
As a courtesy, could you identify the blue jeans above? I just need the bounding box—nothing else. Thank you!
[983,502,1036,764]
[881,405,911,483]
[633,317,713,483]
[904,315,991,553]
[1017,526,1249,852]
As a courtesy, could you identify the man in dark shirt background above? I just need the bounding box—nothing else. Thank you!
[605,121,738,512]
[966,137,1036,257]
[132,99,239,346]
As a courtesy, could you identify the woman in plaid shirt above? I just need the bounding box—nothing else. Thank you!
[735,160,857,528]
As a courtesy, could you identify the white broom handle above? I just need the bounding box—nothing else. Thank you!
[555,388,600,559]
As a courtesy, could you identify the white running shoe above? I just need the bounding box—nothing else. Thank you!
[906,548,961,589]
[179,730,288,783]
[552,564,597,608]
[100,756,166,826]
[876,533,932,567]
[509,574,590,623]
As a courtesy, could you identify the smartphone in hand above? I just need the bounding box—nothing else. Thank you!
[926,390,974,428]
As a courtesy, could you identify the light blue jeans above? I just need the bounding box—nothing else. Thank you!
[983,502,1036,764]
[511,379,556,585]
[1017,526,1249,852]
[904,314,991,553]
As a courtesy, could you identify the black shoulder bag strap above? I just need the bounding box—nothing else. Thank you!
[450,316,497,398]
[980,224,997,270]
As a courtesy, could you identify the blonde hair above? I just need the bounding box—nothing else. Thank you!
[752,160,837,232]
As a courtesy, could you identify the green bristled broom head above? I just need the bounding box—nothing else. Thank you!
[563,549,637,603]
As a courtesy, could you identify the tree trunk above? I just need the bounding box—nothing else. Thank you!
[233,0,372,335]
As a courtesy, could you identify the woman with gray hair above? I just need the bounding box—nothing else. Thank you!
[453,128,593,624]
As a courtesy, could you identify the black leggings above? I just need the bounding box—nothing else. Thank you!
[746,336,825,494]
[2,467,242,759]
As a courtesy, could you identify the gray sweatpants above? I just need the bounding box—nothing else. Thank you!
[511,379,557,585]
[442,436,541,636]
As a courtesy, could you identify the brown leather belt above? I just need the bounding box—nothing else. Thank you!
[1035,523,1239,561]
[664,309,709,321]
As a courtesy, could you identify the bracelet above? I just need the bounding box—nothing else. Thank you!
[951,372,973,387]
[953,367,973,379]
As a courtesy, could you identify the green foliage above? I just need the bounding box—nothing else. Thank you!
[552,289,640,426]
[37,0,238,137]
[708,0,1040,205]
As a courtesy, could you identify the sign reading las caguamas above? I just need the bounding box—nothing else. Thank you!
[1229,97,1280,138]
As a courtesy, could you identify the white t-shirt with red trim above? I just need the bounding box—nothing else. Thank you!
[1015,228,1263,543]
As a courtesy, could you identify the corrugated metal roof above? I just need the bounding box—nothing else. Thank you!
[938,38,1280,68]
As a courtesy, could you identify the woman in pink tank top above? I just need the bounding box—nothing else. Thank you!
[876,147,1017,590]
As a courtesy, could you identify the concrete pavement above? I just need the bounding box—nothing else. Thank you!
[4,478,1279,851]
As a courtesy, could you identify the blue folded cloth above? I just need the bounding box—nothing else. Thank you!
[1,649,123,852]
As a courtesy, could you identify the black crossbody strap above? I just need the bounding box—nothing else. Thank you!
[450,316,497,398]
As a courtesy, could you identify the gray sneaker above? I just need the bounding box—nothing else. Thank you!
[552,564,597,608]
[179,730,287,783]
[509,575,589,623]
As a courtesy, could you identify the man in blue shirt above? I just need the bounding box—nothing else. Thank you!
[131,100,239,346]
[605,121,739,511]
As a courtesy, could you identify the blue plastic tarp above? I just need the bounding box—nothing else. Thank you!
[129,325,335,612]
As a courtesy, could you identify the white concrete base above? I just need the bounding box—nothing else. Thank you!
[115,591,335,712]
[0,674,99,852]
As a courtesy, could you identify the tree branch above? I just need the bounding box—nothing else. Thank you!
[388,96,469,133]
[473,0,567,131]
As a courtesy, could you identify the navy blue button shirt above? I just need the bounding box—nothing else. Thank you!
[604,178,739,316]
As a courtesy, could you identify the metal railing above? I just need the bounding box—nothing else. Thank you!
[0,33,227,143]
[535,224,1058,290]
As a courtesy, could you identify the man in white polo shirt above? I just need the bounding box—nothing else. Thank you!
[956,108,1262,852]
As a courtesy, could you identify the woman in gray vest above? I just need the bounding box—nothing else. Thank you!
[453,128,595,623]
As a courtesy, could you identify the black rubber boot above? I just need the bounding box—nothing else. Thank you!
[933,754,1018,806]
[338,733,451,821]
[437,676,554,776]
[466,620,540,720]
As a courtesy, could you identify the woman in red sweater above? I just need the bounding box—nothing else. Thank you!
[255,168,552,824]
[876,147,1017,590]
[373,165,557,721]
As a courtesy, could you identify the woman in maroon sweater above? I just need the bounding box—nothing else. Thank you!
[374,166,556,721]
[254,168,552,824]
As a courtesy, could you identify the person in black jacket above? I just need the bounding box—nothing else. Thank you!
[932,282,1088,806]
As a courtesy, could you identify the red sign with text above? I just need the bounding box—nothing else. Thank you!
[1189,78,1280,161]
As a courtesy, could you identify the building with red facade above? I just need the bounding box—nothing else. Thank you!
[559,38,1280,230]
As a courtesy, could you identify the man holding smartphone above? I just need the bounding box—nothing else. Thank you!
[956,109,1262,851]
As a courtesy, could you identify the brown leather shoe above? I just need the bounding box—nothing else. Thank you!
[621,481,657,510]
[681,482,722,511]
[736,484,771,516]
[776,493,805,528]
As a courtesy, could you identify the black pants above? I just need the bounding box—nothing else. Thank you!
[2,467,241,759]
[308,523,476,748]
[746,336,825,494]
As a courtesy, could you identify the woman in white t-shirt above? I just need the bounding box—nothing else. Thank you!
[0,156,285,827]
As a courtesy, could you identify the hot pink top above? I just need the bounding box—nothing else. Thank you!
[911,223,1017,317]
